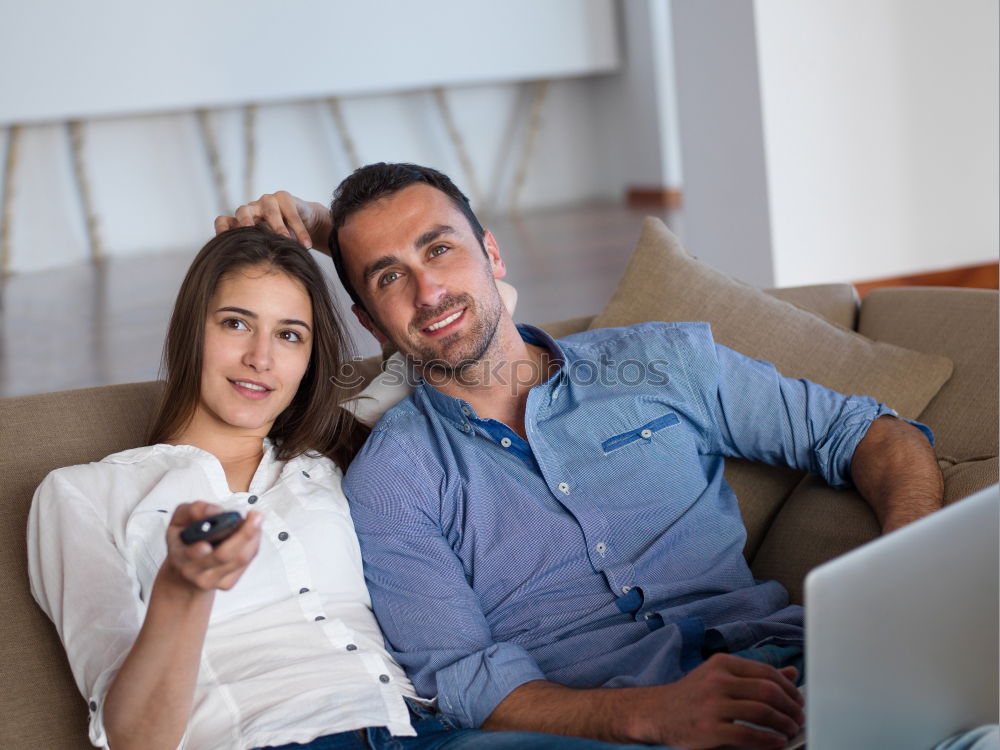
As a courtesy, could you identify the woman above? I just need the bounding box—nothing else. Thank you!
[28,227,635,750]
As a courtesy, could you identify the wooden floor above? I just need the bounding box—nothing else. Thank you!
[0,200,995,399]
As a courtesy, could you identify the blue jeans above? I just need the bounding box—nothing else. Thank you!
[258,698,665,750]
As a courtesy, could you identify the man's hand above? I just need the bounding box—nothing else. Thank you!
[165,502,262,591]
[484,653,804,749]
[215,191,332,252]
[851,415,943,534]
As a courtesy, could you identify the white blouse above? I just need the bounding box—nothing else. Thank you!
[27,441,418,749]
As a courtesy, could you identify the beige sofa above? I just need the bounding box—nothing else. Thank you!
[2,219,996,748]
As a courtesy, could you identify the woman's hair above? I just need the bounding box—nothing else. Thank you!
[147,226,368,471]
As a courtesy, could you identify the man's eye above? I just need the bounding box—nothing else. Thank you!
[429,245,449,258]
[379,271,401,288]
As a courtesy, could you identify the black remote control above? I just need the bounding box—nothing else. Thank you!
[180,511,244,546]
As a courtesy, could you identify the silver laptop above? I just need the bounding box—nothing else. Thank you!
[804,483,999,749]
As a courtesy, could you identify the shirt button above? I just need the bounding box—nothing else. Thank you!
[299,587,309,594]
[461,406,471,416]
[278,531,289,541]
[346,644,358,651]
[247,495,258,504]
[379,674,391,684]
[500,437,512,448]
[595,542,607,555]
[552,390,560,400]
[301,471,310,479]
[644,612,654,620]
[621,585,631,594]
[462,423,472,433]
[558,482,570,494]
[640,429,653,439]
[315,615,326,621]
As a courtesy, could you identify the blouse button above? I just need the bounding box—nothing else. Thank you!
[346,644,358,651]
[89,701,97,712]
[302,471,310,478]
[278,531,289,541]
[247,495,258,504]
[315,615,326,621]
[379,674,391,684]
[299,587,309,594]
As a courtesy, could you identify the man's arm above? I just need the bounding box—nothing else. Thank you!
[850,415,943,533]
[214,191,332,252]
[483,654,804,750]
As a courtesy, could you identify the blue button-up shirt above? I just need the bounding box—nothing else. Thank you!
[343,322,926,729]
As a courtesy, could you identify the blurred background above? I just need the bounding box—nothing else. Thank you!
[0,0,997,397]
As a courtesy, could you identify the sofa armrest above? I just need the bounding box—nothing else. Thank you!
[859,287,998,462]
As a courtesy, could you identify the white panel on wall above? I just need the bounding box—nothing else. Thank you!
[0,0,619,124]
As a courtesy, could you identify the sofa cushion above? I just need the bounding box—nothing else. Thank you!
[590,218,954,419]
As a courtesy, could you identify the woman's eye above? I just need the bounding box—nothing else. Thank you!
[379,271,401,288]
[223,318,248,330]
[279,330,303,343]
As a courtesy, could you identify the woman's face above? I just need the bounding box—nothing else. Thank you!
[196,264,313,435]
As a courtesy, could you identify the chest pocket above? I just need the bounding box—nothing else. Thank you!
[601,412,680,454]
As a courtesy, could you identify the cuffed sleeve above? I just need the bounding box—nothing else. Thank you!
[435,642,546,728]
[697,339,933,488]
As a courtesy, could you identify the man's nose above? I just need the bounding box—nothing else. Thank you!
[242,334,272,371]
[412,268,447,307]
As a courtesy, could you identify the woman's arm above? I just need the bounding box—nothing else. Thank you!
[102,502,262,750]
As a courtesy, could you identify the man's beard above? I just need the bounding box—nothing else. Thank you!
[404,290,503,378]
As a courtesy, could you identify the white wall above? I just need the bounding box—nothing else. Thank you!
[0,0,625,274]
[755,0,1000,287]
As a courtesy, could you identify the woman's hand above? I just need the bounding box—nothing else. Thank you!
[214,191,332,252]
[165,502,263,592]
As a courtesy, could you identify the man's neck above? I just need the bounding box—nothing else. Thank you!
[428,320,557,439]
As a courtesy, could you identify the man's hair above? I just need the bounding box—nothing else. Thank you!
[147,225,369,470]
[327,162,486,310]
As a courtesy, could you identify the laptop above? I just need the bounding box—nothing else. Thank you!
[803,483,999,749]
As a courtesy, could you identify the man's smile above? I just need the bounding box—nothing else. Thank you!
[422,308,467,335]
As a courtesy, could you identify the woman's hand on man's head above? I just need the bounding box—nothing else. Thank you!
[165,502,263,592]
[215,191,332,253]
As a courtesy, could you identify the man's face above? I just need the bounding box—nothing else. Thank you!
[339,184,507,373]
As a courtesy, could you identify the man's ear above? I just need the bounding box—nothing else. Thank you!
[483,230,507,280]
[352,304,389,346]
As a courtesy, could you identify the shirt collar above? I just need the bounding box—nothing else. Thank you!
[418,324,566,425]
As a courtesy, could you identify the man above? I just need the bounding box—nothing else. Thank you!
[218,163,944,749]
